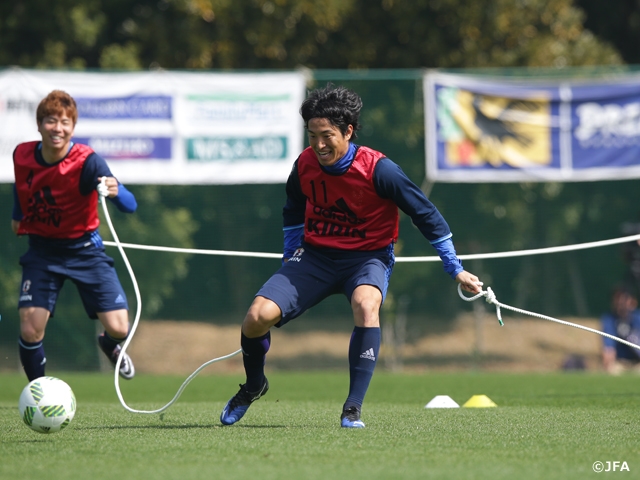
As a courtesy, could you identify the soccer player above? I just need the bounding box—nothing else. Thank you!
[220,84,482,428]
[12,90,138,381]
[601,285,640,374]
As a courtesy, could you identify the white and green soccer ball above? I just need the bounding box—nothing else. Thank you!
[18,376,76,434]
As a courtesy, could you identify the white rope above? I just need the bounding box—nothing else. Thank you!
[99,186,241,415]
[103,232,640,262]
[457,284,640,351]
[103,240,281,259]
[98,189,640,396]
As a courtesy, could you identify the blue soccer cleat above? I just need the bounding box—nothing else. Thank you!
[220,378,269,425]
[341,406,365,428]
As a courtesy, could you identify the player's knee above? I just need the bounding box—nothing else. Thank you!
[20,327,44,343]
[358,297,380,313]
[98,310,130,339]
[19,308,47,342]
[243,297,281,334]
[109,324,130,339]
[351,290,382,328]
[352,292,382,315]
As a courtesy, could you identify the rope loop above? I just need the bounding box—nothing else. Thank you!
[456,284,485,302]
[457,283,640,351]
[101,196,241,416]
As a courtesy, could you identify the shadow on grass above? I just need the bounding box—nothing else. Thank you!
[266,353,516,370]
[2,439,52,444]
[77,423,288,430]
[402,353,513,368]
[510,391,640,400]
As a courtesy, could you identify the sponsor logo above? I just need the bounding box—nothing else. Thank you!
[19,295,33,302]
[73,137,172,160]
[288,247,304,263]
[187,136,287,161]
[23,186,61,228]
[576,101,640,148]
[115,294,125,304]
[307,198,367,239]
[186,93,291,122]
[0,96,38,114]
[22,280,31,293]
[75,95,172,119]
[312,198,366,225]
[360,348,376,361]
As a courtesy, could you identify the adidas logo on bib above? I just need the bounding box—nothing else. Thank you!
[360,348,376,361]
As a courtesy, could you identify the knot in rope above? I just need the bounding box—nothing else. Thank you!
[484,286,497,305]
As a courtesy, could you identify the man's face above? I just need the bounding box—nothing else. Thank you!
[307,117,353,167]
[612,291,638,319]
[37,111,75,152]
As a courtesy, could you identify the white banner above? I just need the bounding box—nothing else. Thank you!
[0,68,306,184]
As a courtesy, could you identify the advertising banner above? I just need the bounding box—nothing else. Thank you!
[425,71,640,182]
[0,68,306,184]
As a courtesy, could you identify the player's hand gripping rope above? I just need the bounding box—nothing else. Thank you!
[457,283,640,352]
[98,178,242,415]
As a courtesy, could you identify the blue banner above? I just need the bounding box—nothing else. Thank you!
[72,137,172,160]
[75,95,172,120]
[425,72,640,182]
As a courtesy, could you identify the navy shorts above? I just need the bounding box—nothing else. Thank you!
[18,246,129,319]
[256,243,395,327]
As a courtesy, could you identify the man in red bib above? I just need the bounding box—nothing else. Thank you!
[12,90,138,381]
[220,84,482,428]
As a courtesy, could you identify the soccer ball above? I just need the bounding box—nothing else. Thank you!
[18,376,76,434]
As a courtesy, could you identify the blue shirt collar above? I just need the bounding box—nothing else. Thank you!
[321,142,357,175]
[38,141,74,152]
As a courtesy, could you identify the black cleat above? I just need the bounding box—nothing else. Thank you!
[98,334,135,380]
[220,378,269,425]
[341,405,365,428]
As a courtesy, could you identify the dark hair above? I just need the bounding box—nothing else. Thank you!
[612,283,638,300]
[300,83,362,138]
[36,90,78,125]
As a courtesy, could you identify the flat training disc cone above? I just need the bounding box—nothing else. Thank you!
[462,395,497,408]
[424,395,460,408]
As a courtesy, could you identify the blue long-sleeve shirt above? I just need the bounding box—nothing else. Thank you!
[601,310,640,360]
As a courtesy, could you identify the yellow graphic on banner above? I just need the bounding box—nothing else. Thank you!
[441,89,551,168]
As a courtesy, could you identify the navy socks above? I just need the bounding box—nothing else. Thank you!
[241,331,271,392]
[98,330,126,357]
[345,326,380,410]
[19,337,46,381]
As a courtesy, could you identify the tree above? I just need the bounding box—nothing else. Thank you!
[345,0,622,68]
[0,0,623,70]
[576,0,640,65]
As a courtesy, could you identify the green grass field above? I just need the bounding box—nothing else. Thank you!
[1,371,638,480]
